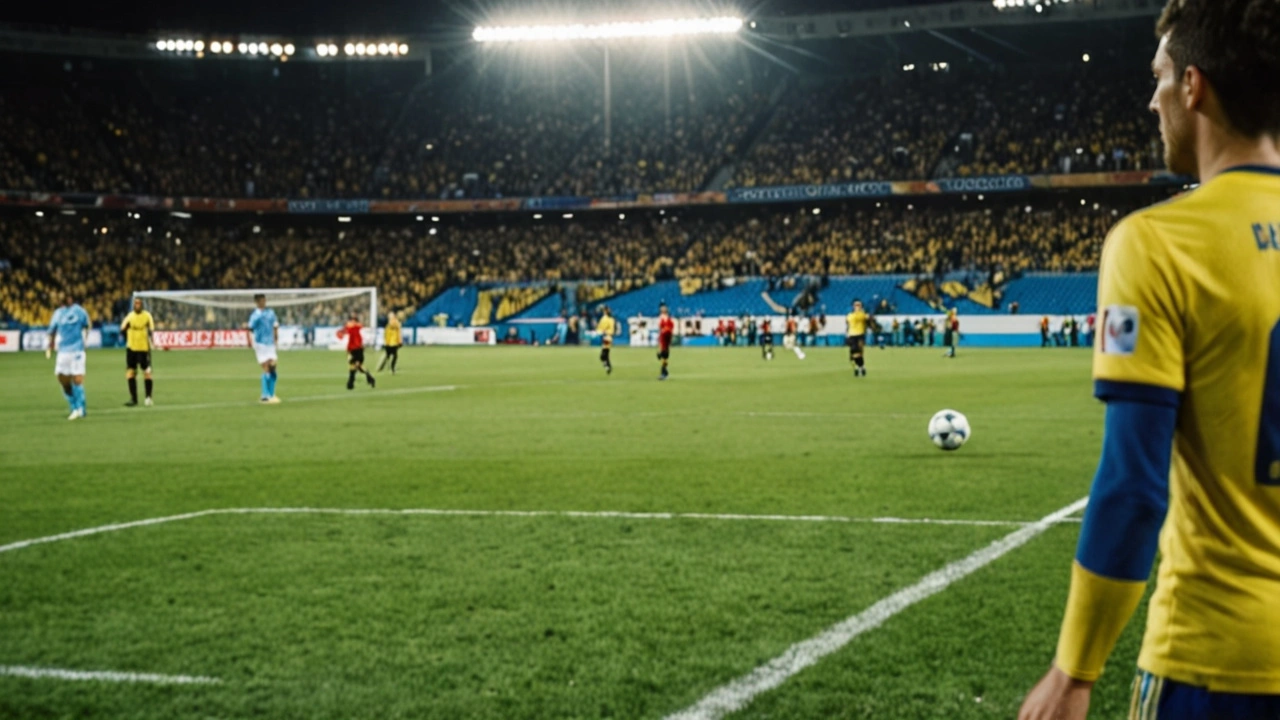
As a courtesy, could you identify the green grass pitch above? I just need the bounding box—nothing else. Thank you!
[0,345,1145,719]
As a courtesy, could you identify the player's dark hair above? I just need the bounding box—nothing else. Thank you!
[253,293,266,302]
[1156,0,1280,137]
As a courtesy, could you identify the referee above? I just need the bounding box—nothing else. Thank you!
[120,297,155,406]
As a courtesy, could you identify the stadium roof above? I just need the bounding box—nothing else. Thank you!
[1,0,972,36]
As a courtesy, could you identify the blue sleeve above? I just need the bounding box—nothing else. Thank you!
[48,308,60,334]
[1075,386,1179,582]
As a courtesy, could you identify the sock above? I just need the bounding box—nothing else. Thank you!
[63,386,76,412]
[269,373,278,396]
[855,355,864,369]
[391,354,397,371]
[145,379,153,399]
[128,377,138,403]
[261,373,271,398]
[269,366,278,381]
[348,370,357,386]
[378,355,388,371]
[72,384,86,412]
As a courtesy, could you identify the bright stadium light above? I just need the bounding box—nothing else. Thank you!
[285,43,296,55]
[317,44,329,56]
[473,16,744,43]
[356,43,367,55]
[271,43,283,55]
[259,42,270,54]
[155,40,166,50]
[210,41,222,53]
[399,43,409,54]
[329,44,339,55]
[344,43,355,55]
[378,43,389,54]
[238,42,248,53]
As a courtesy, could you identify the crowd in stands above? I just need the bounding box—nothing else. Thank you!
[0,50,1163,201]
[0,193,1157,327]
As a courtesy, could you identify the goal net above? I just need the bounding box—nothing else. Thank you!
[133,287,378,350]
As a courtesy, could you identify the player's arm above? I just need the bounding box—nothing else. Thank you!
[1021,214,1183,720]
[273,321,279,346]
[147,315,155,349]
[46,311,57,358]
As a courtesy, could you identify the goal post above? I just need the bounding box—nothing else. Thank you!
[132,287,378,350]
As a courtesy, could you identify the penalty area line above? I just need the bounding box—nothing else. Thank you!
[663,496,1090,720]
[0,665,220,685]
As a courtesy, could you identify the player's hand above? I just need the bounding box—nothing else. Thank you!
[1018,666,1093,720]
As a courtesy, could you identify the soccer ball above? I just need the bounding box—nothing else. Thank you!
[928,409,971,451]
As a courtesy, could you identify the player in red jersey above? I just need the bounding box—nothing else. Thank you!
[336,313,375,390]
[760,318,774,360]
[657,304,675,380]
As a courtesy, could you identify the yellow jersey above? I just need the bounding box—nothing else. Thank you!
[598,316,617,345]
[121,310,155,352]
[385,320,402,347]
[1094,166,1280,693]
[846,311,868,337]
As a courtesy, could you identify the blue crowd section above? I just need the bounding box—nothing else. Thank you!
[1001,273,1099,316]
[410,286,478,327]
[409,273,1100,326]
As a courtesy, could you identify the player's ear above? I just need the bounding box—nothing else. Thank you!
[1183,64,1206,112]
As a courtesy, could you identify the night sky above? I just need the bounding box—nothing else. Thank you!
[2,0,965,36]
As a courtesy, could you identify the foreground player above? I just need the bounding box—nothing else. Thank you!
[378,312,402,374]
[1019,2,1280,718]
[847,300,868,377]
[248,294,280,403]
[760,318,774,360]
[47,295,90,420]
[597,306,617,375]
[120,297,155,406]
[656,304,674,380]
[337,313,375,390]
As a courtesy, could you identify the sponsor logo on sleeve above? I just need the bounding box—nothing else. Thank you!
[1100,305,1140,356]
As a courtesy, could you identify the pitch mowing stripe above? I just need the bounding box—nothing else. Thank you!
[84,384,458,414]
[0,665,220,685]
[0,508,1084,557]
[663,496,1091,720]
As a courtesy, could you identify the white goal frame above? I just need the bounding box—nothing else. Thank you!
[132,287,379,347]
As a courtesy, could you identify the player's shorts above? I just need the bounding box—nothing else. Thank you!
[126,349,151,371]
[385,344,401,353]
[601,335,613,348]
[253,342,278,365]
[783,333,796,349]
[1130,671,1280,720]
[348,348,365,365]
[847,336,866,353]
[761,333,773,346]
[55,351,86,376]
[944,330,955,346]
[657,337,672,360]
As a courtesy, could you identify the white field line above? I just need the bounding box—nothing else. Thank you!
[0,665,220,685]
[0,506,1082,557]
[85,384,458,415]
[663,496,1091,720]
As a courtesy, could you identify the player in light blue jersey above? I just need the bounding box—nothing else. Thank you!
[248,294,280,403]
[47,295,91,420]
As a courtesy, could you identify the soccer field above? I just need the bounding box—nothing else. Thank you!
[0,346,1143,719]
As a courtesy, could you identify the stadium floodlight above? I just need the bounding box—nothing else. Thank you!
[344,43,355,55]
[399,43,409,54]
[473,16,743,43]
[356,43,368,55]
[285,44,296,55]
[195,40,205,52]
[329,44,339,55]
[210,41,221,53]
[316,44,328,56]
[271,43,283,55]
[378,43,389,55]
[155,40,166,50]
[238,42,248,53]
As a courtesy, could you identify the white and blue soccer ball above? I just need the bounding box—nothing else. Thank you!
[928,409,971,451]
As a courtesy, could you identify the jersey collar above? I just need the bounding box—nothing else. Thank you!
[1221,164,1280,177]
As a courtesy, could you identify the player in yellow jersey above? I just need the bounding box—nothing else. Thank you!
[846,300,869,377]
[597,306,618,375]
[378,312,402,374]
[120,297,155,407]
[1019,1,1280,718]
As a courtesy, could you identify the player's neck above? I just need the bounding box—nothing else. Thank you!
[1196,128,1280,182]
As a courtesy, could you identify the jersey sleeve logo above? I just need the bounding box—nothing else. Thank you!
[1101,305,1140,356]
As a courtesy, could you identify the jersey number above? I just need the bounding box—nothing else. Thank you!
[1258,320,1280,485]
